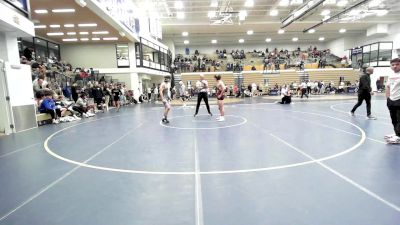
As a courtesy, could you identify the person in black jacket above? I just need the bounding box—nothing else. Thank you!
[92,83,104,112]
[350,67,377,119]
[71,83,79,103]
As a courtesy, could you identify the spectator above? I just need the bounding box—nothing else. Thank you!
[39,90,61,124]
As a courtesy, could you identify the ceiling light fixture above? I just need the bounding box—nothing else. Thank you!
[376,9,388,16]
[244,0,254,7]
[291,0,304,5]
[177,12,185,19]
[239,10,247,20]
[182,31,189,36]
[308,29,316,33]
[211,40,217,44]
[80,38,89,41]
[34,25,46,29]
[265,38,272,42]
[336,0,348,7]
[63,38,78,42]
[47,32,64,36]
[319,37,325,41]
[368,0,382,8]
[92,31,109,34]
[278,29,285,34]
[64,24,75,28]
[270,9,279,16]
[323,15,331,21]
[323,0,336,5]
[75,0,87,7]
[92,38,100,41]
[247,30,254,35]
[184,40,189,44]
[52,9,76,13]
[67,32,76,35]
[175,1,183,9]
[103,37,118,40]
[279,0,290,7]
[292,37,299,42]
[79,32,89,35]
[239,39,244,43]
[78,23,97,27]
[348,9,360,16]
[339,28,346,33]
[50,24,60,28]
[320,9,330,16]
[35,9,48,14]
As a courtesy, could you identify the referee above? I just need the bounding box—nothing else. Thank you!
[350,67,376,119]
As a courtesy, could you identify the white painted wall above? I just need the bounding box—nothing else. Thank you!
[0,32,23,134]
[162,39,175,59]
[371,67,393,91]
[326,37,351,58]
[175,43,327,56]
[328,23,400,60]
[61,43,117,69]
[347,23,400,53]
[108,73,131,88]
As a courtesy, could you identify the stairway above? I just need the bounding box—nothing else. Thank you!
[233,72,243,86]
[297,70,309,82]
[173,73,182,86]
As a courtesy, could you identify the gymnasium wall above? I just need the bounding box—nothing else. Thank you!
[61,43,117,69]
[350,23,400,52]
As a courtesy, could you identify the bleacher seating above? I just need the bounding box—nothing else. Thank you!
[181,73,235,88]
[179,69,359,92]
[308,69,359,84]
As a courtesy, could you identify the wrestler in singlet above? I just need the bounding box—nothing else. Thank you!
[216,85,225,100]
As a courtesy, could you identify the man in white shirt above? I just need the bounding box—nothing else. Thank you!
[279,84,291,104]
[385,58,400,143]
[194,74,212,117]
[300,81,308,98]
[306,80,312,94]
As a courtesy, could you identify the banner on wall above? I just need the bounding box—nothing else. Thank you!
[95,0,140,35]
[3,0,29,16]
[149,17,162,40]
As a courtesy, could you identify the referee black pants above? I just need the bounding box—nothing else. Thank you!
[351,92,371,116]
[195,92,211,115]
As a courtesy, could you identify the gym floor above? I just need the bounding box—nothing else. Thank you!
[0,96,399,225]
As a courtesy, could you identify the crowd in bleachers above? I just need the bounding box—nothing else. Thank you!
[173,46,349,74]
[23,55,143,125]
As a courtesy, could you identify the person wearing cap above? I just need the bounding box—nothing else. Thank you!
[194,74,212,117]
[350,67,376,120]
[160,76,172,123]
